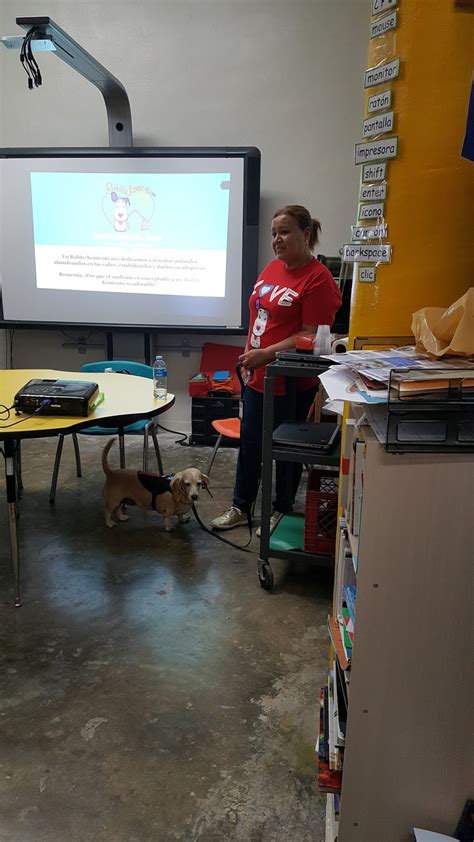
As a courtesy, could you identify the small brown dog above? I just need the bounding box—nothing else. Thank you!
[101,438,209,532]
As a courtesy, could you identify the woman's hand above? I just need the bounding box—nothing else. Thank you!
[239,348,273,371]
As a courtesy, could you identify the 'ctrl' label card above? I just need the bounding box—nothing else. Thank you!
[358,266,376,283]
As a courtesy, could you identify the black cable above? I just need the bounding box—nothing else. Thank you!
[22,27,42,89]
[156,422,189,446]
[0,403,15,421]
[26,30,42,87]
[0,401,51,429]
[60,329,100,343]
[20,34,34,89]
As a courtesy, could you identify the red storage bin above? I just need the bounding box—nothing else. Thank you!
[304,469,339,555]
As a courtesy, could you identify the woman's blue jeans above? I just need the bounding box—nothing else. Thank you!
[233,385,317,514]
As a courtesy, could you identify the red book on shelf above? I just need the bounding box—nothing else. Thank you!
[317,758,343,794]
[328,616,350,670]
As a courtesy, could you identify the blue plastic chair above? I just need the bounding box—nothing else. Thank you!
[49,360,164,504]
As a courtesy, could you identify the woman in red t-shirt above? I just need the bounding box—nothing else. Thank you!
[211,205,342,532]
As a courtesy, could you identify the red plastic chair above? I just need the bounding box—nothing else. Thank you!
[206,417,241,476]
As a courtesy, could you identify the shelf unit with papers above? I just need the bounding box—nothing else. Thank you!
[257,356,340,591]
[322,405,474,841]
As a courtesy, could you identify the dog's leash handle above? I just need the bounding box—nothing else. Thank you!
[236,362,252,393]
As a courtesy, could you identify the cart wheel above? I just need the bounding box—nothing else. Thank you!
[258,563,274,591]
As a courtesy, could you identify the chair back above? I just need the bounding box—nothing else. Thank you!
[80,360,153,379]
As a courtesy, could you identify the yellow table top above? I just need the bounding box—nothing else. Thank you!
[0,369,175,438]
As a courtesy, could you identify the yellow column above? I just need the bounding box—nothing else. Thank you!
[349,1,474,342]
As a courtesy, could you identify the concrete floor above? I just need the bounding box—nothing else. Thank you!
[0,433,333,842]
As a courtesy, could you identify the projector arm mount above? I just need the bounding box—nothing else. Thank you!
[16,16,133,147]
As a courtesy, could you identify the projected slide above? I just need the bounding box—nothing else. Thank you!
[1,149,258,328]
[30,171,230,297]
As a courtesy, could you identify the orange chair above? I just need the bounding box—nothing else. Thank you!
[206,417,241,476]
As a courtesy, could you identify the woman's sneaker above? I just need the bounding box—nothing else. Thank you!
[211,506,249,531]
[256,511,282,538]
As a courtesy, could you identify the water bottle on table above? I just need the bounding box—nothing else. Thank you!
[153,355,168,399]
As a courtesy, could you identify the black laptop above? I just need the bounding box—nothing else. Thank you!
[276,349,327,364]
[273,421,341,451]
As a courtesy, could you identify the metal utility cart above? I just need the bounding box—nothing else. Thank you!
[258,355,340,590]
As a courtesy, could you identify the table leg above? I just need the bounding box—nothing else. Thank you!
[15,439,23,499]
[4,438,21,607]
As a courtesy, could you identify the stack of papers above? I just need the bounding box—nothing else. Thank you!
[319,347,474,407]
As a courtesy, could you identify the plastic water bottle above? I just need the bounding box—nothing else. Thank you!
[313,325,332,356]
[153,355,168,399]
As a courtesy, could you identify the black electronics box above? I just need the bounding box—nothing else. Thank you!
[15,379,99,417]
[190,395,240,446]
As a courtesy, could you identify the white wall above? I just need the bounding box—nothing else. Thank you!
[0,0,368,426]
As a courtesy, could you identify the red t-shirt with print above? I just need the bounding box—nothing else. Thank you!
[247,257,342,395]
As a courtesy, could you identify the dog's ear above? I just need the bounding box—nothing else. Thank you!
[171,474,187,504]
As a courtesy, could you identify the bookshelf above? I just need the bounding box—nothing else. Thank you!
[320,407,474,841]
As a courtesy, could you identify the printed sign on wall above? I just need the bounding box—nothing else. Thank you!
[357,266,377,283]
[359,183,387,201]
[352,223,388,241]
[364,58,400,89]
[355,136,398,165]
[367,89,392,114]
[363,111,394,138]
[370,9,397,38]
[358,202,385,221]
[343,243,392,263]
[372,0,398,14]
[362,162,387,182]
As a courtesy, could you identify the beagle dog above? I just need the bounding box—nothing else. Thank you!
[101,438,209,532]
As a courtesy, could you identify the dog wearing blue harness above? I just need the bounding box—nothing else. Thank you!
[101,438,209,532]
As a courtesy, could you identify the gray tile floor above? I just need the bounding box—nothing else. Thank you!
[0,433,332,841]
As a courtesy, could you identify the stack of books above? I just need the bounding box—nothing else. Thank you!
[318,517,358,803]
[316,688,343,795]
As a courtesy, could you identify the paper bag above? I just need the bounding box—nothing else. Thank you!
[411,288,474,357]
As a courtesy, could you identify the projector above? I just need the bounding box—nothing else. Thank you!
[15,379,99,417]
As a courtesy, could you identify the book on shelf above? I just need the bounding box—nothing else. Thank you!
[319,687,329,764]
[343,584,357,625]
[335,654,349,710]
[339,417,356,507]
[334,658,348,737]
[317,757,343,794]
[337,614,353,661]
[327,670,343,770]
[328,615,351,670]
[331,660,346,749]
[318,688,343,794]
[334,526,355,616]
[325,793,340,842]
[351,438,365,538]
[341,605,354,643]
[323,685,330,763]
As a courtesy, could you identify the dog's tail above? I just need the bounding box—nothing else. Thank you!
[102,438,116,476]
